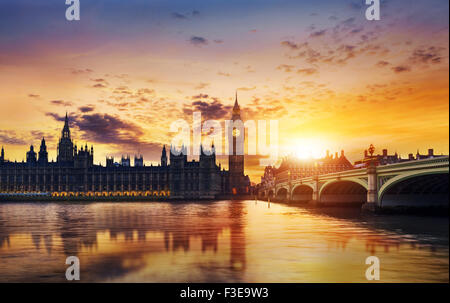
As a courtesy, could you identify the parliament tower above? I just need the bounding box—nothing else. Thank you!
[57,113,74,163]
[229,93,247,195]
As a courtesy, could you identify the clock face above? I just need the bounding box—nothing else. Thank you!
[232,128,240,137]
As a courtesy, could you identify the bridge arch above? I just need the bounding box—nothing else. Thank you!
[378,170,449,208]
[276,187,288,201]
[291,184,314,202]
[319,179,368,205]
[257,190,266,199]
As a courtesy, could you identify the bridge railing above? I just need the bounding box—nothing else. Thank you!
[376,156,449,171]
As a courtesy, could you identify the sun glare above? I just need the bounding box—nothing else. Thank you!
[289,138,326,160]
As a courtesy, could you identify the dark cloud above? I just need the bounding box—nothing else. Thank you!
[30,130,54,141]
[172,10,200,19]
[0,131,27,145]
[192,94,209,99]
[91,78,108,88]
[349,1,363,10]
[310,29,327,38]
[189,36,208,46]
[74,114,144,145]
[51,100,73,106]
[45,112,76,124]
[28,94,40,98]
[350,27,364,34]
[213,39,224,44]
[79,105,95,113]
[184,99,232,120]
[341,17,356,26]
[171,12,187,19]
[376,60,390,67]
[281,40,299,50]
[92,83,107,88]
[409,46,444,64]
[71,68,93,75]
[45,112,161,157]
[392,65,411,73]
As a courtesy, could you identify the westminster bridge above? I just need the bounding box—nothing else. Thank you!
[258,156,449,211]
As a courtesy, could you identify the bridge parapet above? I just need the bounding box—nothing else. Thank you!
[377,156,449,174]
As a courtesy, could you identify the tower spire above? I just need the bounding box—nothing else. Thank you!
[61,112,71,139]
[64,111,69,128]
[232,91,241,118]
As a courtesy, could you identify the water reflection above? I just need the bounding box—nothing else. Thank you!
[0,201,448,282]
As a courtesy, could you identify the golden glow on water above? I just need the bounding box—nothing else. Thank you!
[0,201,448,282]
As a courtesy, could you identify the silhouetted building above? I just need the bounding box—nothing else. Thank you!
[0,146,4,163]
[354,148,446,167]
[134,155,144,167]
[121,155,131,167]
[257,166,275,197]
[228,93,249,195]
[274,150,353,184]
[57,113,74,163]
[26,145,37,164]
[0,98,250,199]
[38,138,48,165]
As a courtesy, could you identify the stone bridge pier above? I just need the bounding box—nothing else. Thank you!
[363,161,379,211]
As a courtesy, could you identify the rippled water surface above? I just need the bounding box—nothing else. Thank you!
[0,201,448,282]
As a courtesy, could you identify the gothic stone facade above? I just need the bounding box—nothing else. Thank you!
[0,102,250,199]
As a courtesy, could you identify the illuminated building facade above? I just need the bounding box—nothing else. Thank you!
[0,104,250,199]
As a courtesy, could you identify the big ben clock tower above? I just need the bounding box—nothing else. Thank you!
[229,93,246,195]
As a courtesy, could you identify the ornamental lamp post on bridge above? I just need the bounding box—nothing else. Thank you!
[288,170,291,202]
[362,144,380,211]
[310,161,320,206]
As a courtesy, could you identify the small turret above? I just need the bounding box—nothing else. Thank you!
[38,137,48,165]
[161,145,167,166]
[26,145,37,164]
[134,154,144,167]
[106,156,114,167]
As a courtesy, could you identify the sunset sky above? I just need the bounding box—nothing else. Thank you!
[0,0,448,182]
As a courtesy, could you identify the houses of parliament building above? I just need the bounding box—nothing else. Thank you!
[0,99,250,199]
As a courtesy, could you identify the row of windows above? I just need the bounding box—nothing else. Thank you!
[0,184,169,192]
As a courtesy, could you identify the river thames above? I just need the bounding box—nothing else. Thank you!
[0,201,448,282]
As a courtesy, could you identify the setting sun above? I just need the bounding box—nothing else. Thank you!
[288,138,327,160]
